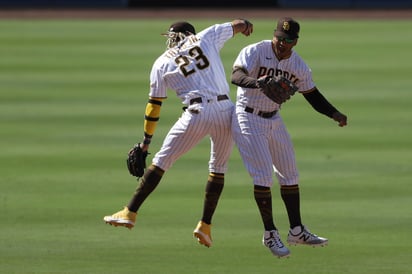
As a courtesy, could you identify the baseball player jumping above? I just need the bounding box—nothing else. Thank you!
[104,19,253,248]
[230,17,347,258]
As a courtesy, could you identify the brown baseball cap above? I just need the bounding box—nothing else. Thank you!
[163,21,196,35]
[274,17,300,39]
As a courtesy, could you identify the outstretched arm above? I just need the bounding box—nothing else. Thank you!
[302,88,347,127]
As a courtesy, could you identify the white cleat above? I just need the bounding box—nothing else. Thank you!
[263,230,290,258]
[287,225,328,247]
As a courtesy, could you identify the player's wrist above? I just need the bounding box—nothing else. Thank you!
[241,19,252,33]
[143,133,152,145]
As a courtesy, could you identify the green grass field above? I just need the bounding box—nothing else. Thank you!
[0,17,411,274]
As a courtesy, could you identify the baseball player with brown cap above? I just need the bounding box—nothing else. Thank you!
[230,17,347,258]
[104,19,254,247]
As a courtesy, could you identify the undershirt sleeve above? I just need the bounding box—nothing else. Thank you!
[302,88,338,118]
[231,66,259,88]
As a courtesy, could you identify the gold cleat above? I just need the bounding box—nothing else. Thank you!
[103,207,137,229]
[193,221,212,247]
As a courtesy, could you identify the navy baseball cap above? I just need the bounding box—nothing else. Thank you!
[164,21,196,35]
[274,17,300,39]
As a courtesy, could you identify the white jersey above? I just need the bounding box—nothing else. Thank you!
[233,40,315,112]
[149,22,234,105]
[231,40,316,187]
[149,22,236,173]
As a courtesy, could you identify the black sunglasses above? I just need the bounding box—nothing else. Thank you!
[276,36,295,44]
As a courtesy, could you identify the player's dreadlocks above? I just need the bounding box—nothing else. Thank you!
[163,31,190,49]
[162,21,196,49]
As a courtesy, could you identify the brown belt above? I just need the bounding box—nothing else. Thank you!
[245,106,278,119]
[189,94,229,105]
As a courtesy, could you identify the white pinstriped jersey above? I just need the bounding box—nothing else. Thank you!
[233,40,315,112]
[149,22,237,173]
[149,22,234,104]
[231,40,317,187]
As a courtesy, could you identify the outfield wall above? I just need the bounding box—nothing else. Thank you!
[0,0,128,8]
[0,0,411,8]
[277,0,412,8]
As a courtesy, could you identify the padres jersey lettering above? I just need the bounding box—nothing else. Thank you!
[233,40,315,111]
[257,67,299,84]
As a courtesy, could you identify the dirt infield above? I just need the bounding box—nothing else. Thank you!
[0,8,411,19]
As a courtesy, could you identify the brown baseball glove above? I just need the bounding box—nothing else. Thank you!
[126,143,149,178]
[257,75,299,104]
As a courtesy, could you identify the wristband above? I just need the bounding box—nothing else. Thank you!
[143,133,152,145]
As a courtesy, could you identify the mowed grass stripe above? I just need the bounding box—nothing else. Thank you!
[0,19,411,274]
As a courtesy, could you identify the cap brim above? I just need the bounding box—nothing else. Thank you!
[274,30,298,39]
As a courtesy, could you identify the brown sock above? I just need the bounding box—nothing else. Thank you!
[280,185,302,228]
[127,165,164,212]
[201,173,224,224]
[254,185,276,231]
